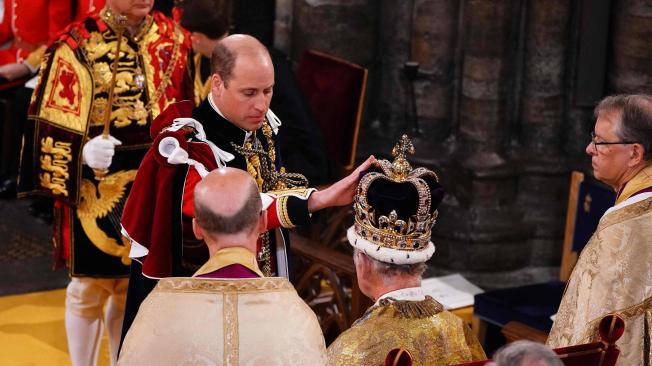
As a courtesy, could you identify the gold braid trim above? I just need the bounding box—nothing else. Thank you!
[276,195,295,228]
[146,26,180,113]
[583,295,652,342]
[261,122,276,165]
[223,292,239,366]
[377,296,444,319]
[156,276,294,293]
[258,231,272,276]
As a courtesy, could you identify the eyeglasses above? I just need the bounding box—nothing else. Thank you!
[590,132,639,154]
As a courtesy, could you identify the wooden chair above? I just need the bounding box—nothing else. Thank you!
[291,50,371,340]
[453,314,624,366]
[296,49,368,177]
[472,171,615,345]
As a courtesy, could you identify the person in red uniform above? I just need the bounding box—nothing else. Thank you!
[17,0,194,364]
[0,0,105,79]
[119,34,374,348]
[0,0,105,198]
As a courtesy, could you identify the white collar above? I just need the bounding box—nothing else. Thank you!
[603,192,652,217]
[375,287,425,306]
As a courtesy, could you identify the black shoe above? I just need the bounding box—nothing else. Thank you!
[0,178,16,199]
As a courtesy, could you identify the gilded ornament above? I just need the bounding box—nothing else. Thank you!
[130,100,148,125]
[84,32,112,61]
[91,97,107,126]
[39,172,69,197]
[92,62,111,92]
[77,170,137,264]
[39,137,73,197]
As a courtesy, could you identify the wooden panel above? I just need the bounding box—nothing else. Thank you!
[559,171,584,282]
[501,321,548,344]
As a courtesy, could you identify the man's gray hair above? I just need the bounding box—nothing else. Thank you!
[595,94,652,160]
[490,340,562,366]
[354,249,426,278]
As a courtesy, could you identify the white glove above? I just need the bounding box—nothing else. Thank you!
[82,135,122,170]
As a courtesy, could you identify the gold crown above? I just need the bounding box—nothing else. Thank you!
[353,135,440,253]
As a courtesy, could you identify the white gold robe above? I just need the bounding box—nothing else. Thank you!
[118,277,327,365]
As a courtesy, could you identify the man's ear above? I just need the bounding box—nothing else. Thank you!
[355,250,371,274]
[211,73,223,98]
[629,144,645,167]
[192,218,204,240]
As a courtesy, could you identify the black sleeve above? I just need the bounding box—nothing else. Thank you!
[285,195,312,227]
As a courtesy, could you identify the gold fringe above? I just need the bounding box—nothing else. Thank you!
[378,296,444,319]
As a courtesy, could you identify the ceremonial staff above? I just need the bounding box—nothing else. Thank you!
[94,13,126,180]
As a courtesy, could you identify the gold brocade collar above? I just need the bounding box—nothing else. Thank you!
[616,165,652,205]
[372,295,444,319]
[100,6,152,42]
[192,247,264,278]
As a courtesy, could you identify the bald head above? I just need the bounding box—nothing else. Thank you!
[194,168,262,235]
[211,34,272,85]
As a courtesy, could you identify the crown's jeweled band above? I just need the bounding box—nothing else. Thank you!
[352,165,439,251]
[353,221,433,251]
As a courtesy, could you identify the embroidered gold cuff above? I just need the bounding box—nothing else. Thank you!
[276,195,294,228]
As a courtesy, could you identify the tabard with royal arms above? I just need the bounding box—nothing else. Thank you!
[18,8,194,277]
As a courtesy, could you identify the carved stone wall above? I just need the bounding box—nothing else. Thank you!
[286,0,652,288]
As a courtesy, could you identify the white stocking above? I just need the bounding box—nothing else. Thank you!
[65,309,103,366]
[104,298,125,366]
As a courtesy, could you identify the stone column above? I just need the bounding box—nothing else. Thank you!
[291,0,378,65]
[515,0,572,267]
[409,0,459,157]
[609,0,652,93]
[564,0,595,169]
[432,0,534,288]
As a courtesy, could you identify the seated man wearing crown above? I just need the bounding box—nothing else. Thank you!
[326,136,486,366]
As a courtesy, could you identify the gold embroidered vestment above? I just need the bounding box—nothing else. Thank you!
[118,277,327,365]
[548,167,652,366]
[327,297,486,366]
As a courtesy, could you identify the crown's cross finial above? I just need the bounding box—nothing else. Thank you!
[392,135,415,159]
[391,134,414,180]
